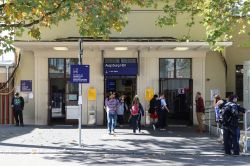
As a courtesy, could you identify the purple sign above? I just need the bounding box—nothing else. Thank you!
[104,63,138,76]
[70,65,89,83]
[21,80,32,92]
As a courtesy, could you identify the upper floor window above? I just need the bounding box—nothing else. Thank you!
[160,58,191,79]
[236,65,243,101]
[49,58,78,78]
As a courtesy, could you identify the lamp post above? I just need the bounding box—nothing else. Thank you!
[78,39,83,147]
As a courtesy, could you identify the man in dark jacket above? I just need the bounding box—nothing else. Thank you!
[11,92,25,126]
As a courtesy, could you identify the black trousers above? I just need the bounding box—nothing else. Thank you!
[156,110,167,128]
[223,127,239,155]
[13,110,23,125]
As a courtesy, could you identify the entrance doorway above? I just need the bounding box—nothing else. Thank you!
[160,79,193,125]
[104,76,137,124]
[48,58,78,125]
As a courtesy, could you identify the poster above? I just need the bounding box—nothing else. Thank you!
[145,88,154,101]
[88,87,96,101]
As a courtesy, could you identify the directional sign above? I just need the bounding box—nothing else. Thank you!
[70,65,89,83]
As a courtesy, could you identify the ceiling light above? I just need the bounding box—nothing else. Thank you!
[173,47,189,51]
[114,47,128,51]
[53,47,68,51]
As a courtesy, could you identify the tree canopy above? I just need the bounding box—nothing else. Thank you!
[1,0,250,53]
[0,0,153,54]
[157,0,250,50]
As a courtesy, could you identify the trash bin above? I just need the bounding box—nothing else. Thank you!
[88,110,96,125]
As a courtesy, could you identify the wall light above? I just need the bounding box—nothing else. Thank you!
[53,47,68,51]
[114,47,128,51]
[173,47,189,51]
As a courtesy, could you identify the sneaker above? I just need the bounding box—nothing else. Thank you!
[152,124,156,131]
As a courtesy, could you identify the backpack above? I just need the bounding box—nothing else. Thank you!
[156,99,162,110]
[220,102,239,128]
[131,104,139,115]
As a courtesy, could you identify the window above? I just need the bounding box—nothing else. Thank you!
[160,58,191,78]
[49,58,78,78]
[236,65,243,101]
[104,58,137,63]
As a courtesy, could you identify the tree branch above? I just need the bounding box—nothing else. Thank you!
[0,0,67,28]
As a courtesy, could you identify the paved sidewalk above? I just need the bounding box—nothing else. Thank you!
[0,125,224,155]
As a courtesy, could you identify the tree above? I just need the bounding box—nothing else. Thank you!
[0,0,154,54]
[156,0,250,50]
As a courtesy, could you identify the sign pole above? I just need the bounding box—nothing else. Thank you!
[78,39,83,147]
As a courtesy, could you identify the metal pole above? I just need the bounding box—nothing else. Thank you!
[6,65,9,88]
[209,108,211,134]
[78,39,83,147]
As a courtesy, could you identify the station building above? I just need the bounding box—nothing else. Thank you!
[1,8,249,126]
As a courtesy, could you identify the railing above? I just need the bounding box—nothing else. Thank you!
[204,107,218,134]
[244,110,250,153]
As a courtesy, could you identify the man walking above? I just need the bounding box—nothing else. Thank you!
[11,92,25,127]
[195,92,205,133]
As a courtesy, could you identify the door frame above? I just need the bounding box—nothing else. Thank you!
[159,78,193,125]
[103,76,137,125]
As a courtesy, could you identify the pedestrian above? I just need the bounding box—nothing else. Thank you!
[219,95,245,155]
[117,95,128,127]
[11,92,25,127]
[148,94,159,131]
[195,92,205,133]
[105,92,119,135]
[130,95,144,134]
[213,94,221,122]
[156,93,170,130]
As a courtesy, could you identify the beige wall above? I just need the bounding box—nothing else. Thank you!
[16,11,206,41]
[15,51,35,124]
[205,51,226,101]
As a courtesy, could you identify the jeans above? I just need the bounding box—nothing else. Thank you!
[107,112,116,133]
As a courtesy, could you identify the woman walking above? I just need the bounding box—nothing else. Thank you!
[130,95,144,134]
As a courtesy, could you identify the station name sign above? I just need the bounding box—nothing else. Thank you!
[104,63,138,76]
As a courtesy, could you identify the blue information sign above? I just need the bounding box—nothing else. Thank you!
[21,80,32,92]
[70,65,89,83]
[106,79,116,91]
[104,63,138,76]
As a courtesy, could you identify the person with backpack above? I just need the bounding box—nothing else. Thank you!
[130,95,144,134]
[11,92,25,127]
[219,95,245,155]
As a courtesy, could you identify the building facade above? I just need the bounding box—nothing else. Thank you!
[1,9,248,125]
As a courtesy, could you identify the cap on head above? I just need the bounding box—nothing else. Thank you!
[15,92,19,96]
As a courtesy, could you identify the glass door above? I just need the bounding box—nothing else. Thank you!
[160,79,193,125]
